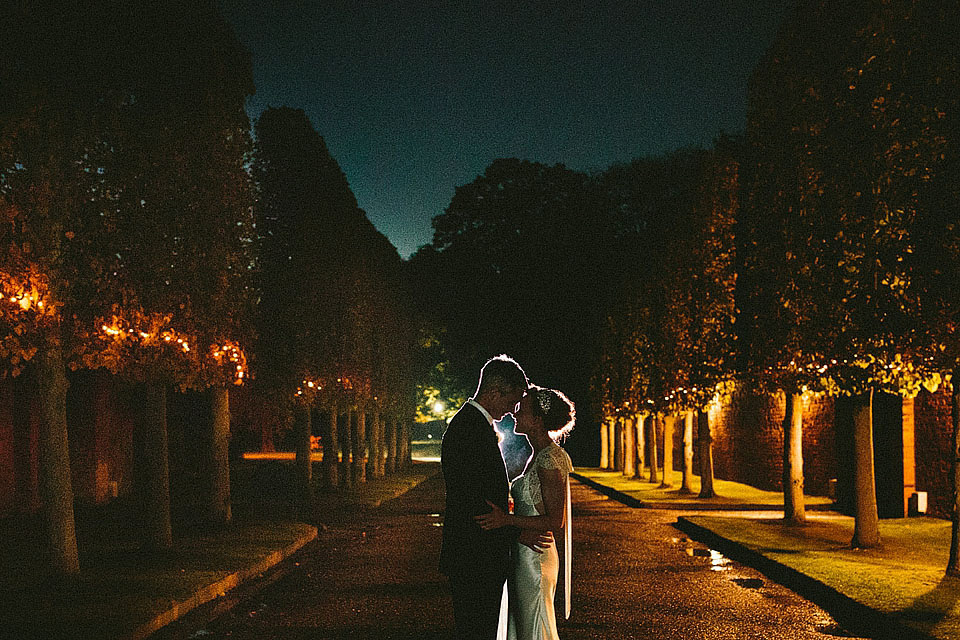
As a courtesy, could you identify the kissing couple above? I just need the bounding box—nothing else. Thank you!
[440,355,575,640]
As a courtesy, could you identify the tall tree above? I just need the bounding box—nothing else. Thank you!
[413,159,617,459]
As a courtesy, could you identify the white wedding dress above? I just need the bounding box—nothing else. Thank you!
[497,442,573,640]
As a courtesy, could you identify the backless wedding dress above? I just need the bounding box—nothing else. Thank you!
[498,442,573,640]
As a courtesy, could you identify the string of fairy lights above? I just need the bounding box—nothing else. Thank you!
[0,273,249,385]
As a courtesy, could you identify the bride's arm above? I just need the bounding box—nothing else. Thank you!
[475,467,566,533]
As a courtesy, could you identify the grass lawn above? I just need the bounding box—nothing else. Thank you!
[573,467,834,509]
[684,514,960,639]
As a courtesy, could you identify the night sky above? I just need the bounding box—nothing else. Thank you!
[221,0,795,259]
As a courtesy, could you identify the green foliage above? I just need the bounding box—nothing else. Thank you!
[252,107,417,413]
[0,2,256,387]
[411,158,619,427]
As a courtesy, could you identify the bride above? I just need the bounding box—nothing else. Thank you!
[476,386,575,640]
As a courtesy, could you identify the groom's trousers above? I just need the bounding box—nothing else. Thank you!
[448,572,506,639]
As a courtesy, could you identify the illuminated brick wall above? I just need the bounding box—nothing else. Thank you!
[704,385,837,498]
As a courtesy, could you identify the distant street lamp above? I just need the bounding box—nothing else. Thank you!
[433,401,445,415]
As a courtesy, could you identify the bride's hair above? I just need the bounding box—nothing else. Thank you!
[528,386,575,442]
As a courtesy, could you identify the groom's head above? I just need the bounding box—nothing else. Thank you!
[474,354,529,421]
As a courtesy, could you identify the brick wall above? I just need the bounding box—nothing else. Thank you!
[701,385,837,498]
[914,386,953,518]
[701,384,952,515]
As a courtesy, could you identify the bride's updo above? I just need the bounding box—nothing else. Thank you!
[528,386,575,442]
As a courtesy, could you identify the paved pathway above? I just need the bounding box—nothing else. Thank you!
[155,475,868,639]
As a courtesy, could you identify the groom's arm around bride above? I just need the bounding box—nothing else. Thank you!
[439,355,528,640]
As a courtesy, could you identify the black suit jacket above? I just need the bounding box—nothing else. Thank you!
[439,402,515,580]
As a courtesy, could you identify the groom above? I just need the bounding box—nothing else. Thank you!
[440,354,546,639]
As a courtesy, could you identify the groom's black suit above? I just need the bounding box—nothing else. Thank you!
[440,401,515,639]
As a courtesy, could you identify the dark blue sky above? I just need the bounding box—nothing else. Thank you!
[221,0,794,258]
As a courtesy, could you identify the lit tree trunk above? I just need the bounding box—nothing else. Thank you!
[377,410,387,476]
[623,415,636,477]
[634,413,646,478]
[948,368,960,575]
[660,413,674,488]
[599,418,609,468]
[139,383,172,550]
[851,388,880,548]
[367,408,380,479]
[36,341,79,575]
[783,390,806,524]
[294,402,313,513]
[611,416,622,471]
[324,404,339,487]
[680,411,694,494]
[607,419,616,470]
[205,386,231,526]
[698,409,716,498]
[341,409,353,487]
[352,408,366,483]
[386,414,397,474]
[647,413,659,484]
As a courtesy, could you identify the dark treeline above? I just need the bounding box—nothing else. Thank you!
[0,2,417,577]
[410,0,960,559]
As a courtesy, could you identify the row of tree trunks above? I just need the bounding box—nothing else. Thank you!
[603,411,697,491]
[36,374,236,578]
[305,405,413,491]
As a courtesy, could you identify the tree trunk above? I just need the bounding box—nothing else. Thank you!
[948,368,960,575]
[399,417,411,469]
[623,415,636,477]
[139,383,172,550]
[352,408,366,483]
[851,388,880,548]
[607,419,617,470]
[13,375,37,513]
[294,403,313,512]
[680,411,694,494]
[611,417,621,471]
[660,414,674,488]
[377,411,387,476]
[368,408,380,479]
[647,413,659,484]
[324,404,339,487]
[341,409,353,487]
[36,342,80,575]
[205,386,232,526]
[697,409,716,498]
[599,417,609,468]
[783,391,806,524]
[634,413,646,478]
[386,415,397,474]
